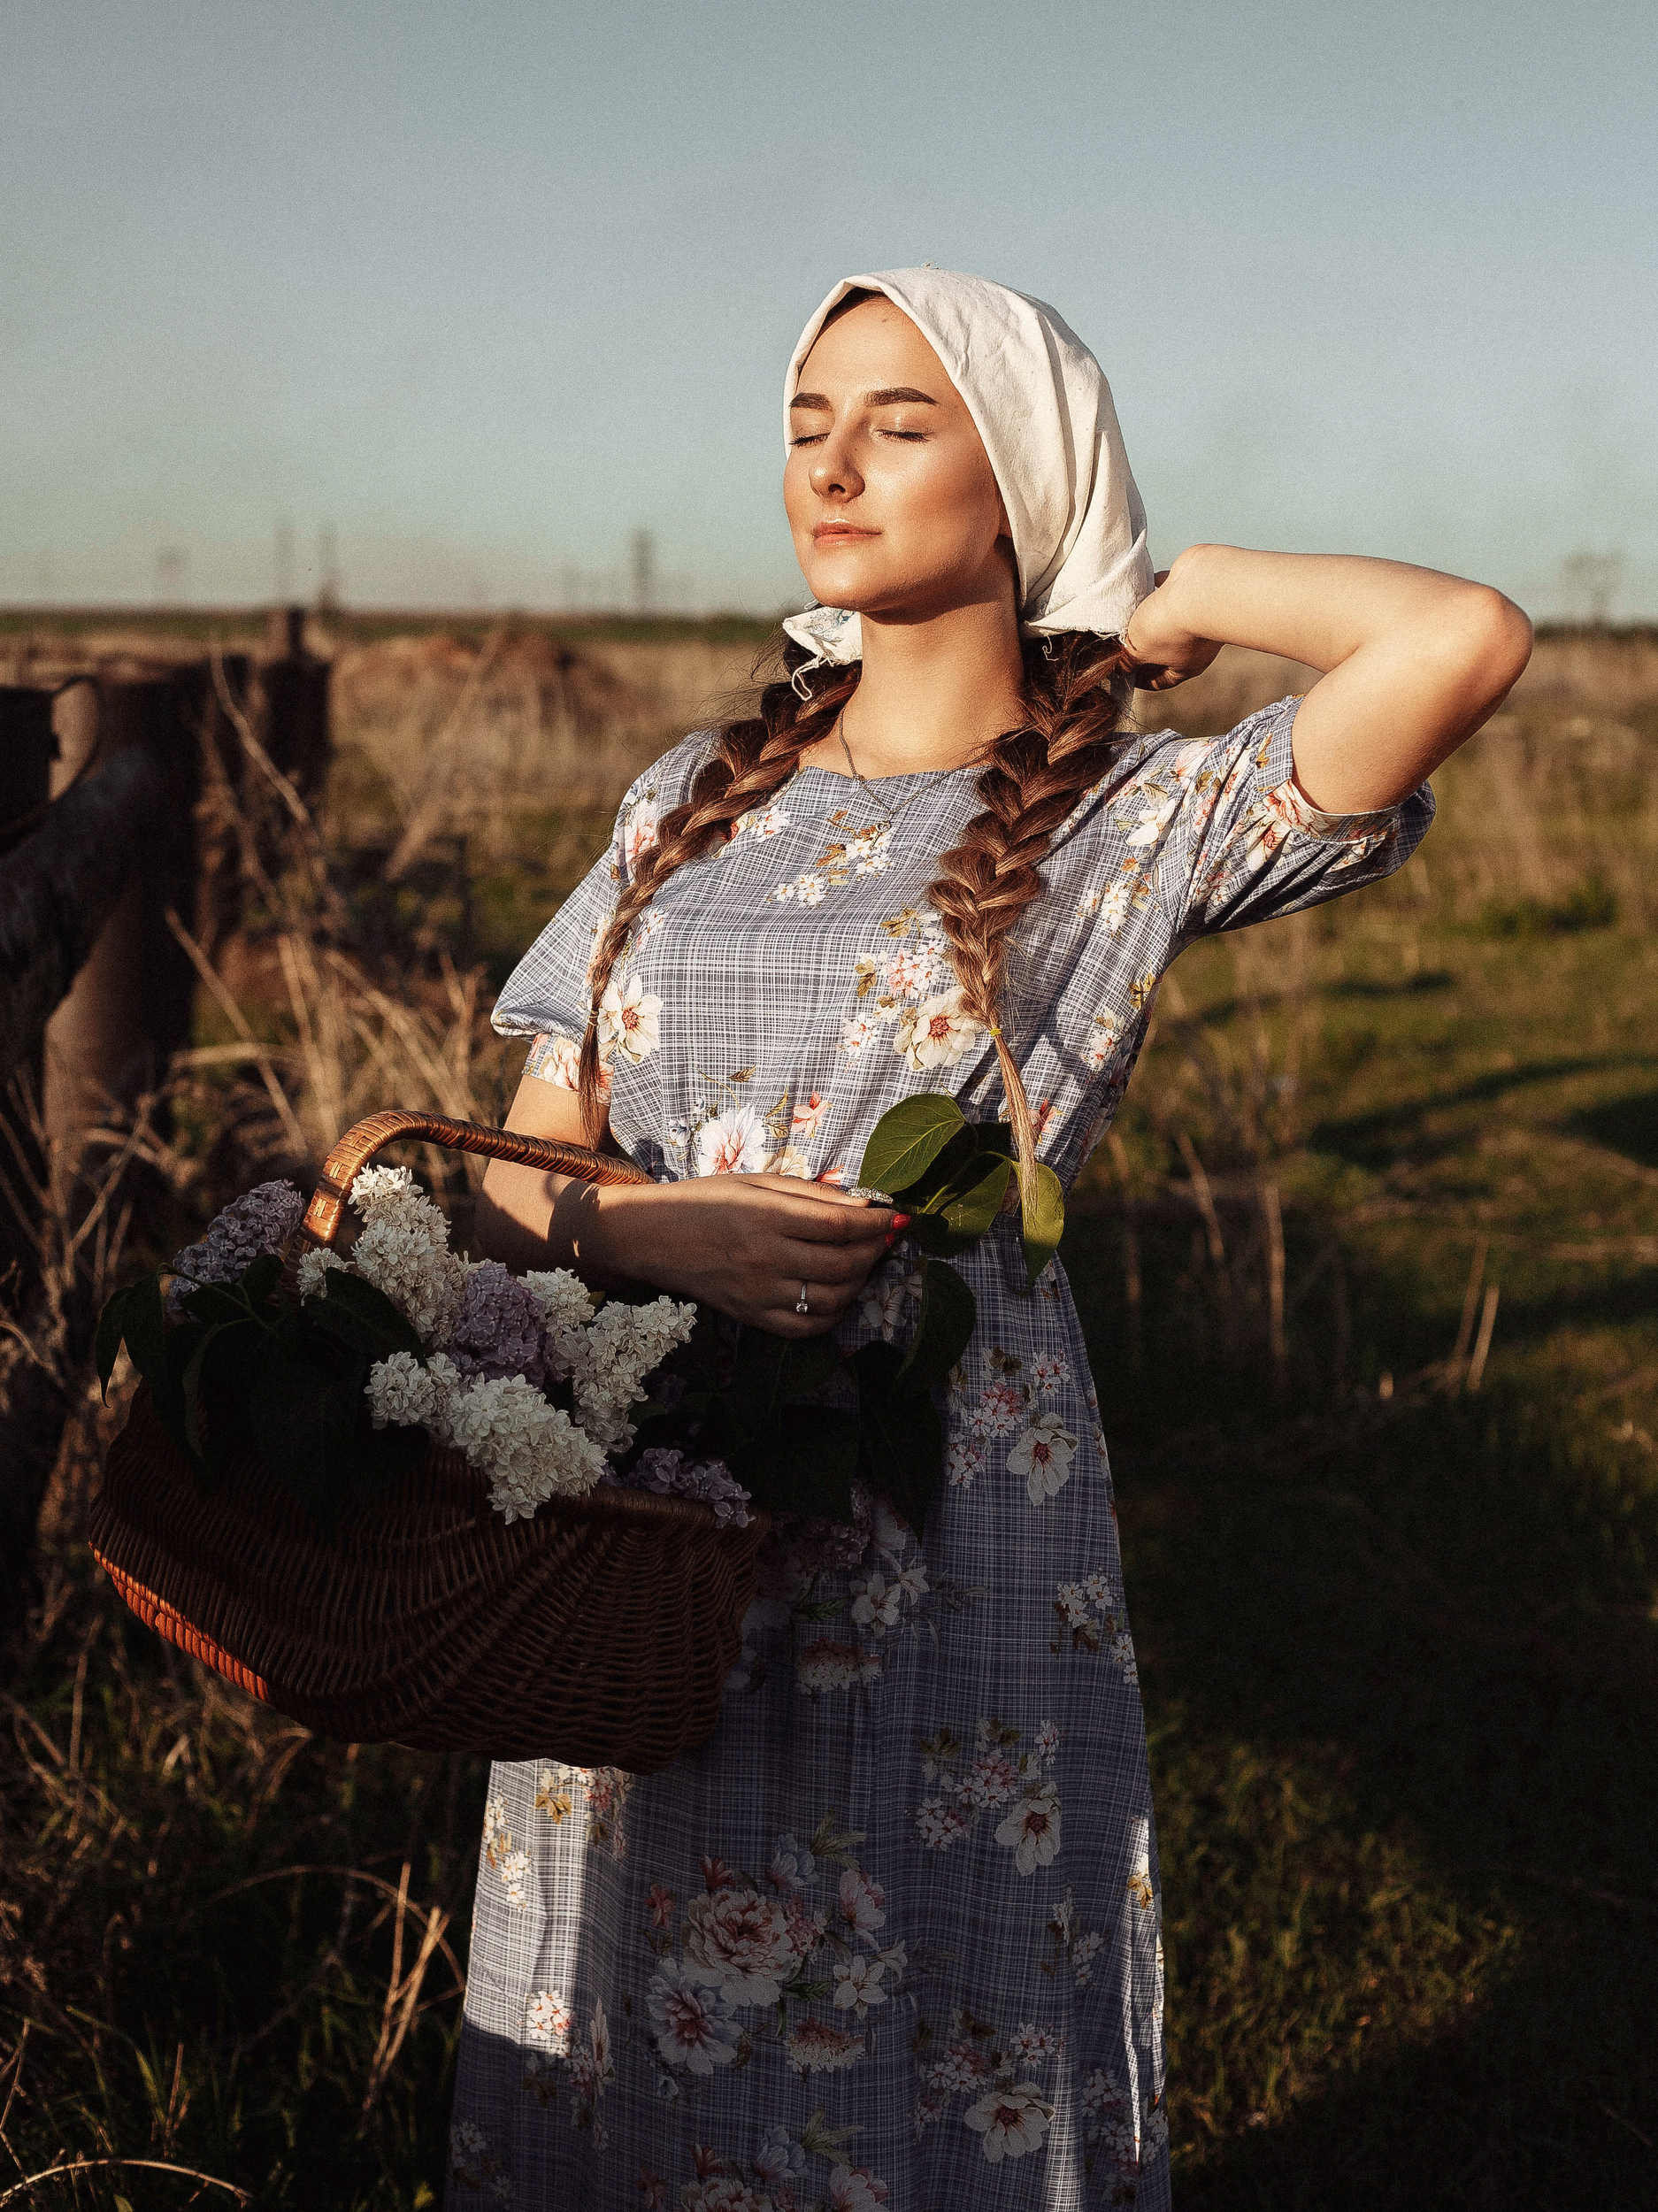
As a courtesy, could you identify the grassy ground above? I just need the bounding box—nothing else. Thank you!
[2,641,1654,2207]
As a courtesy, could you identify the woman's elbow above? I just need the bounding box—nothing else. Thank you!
[1453,585,1533,703]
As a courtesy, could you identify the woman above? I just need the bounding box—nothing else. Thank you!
[448,268,1530,2209]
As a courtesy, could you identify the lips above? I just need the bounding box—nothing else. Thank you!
[812,524,878,543]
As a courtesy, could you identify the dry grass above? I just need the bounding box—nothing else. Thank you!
[1,618,1654,2207]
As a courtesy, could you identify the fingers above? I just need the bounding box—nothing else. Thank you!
[736,1173,876,1210]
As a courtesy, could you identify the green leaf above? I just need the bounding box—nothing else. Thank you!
[893,1125,978,1214]
[894,1258,976,1399]
[851,1340,943,1535]
[240,1249,285,1309]
[95,1285,130,1401]
[940,1156,1012,1243]
[310,1269,425,1362]
[195,1317,267,1476]
[180,1279,257,1328]
[248,1312,364,1527]
[858,1094,964,1194]
[119,1271,170,1393]
[906,1152,1012,1257]
[1021,1163,1066,1289]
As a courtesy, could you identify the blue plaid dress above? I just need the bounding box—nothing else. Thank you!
[447,698,1432,2211]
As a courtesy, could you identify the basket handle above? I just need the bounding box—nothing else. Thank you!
[298,1109,652,1253]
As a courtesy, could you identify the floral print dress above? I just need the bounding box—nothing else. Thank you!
[448,697,1432,2210]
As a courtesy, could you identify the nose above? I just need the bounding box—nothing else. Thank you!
[809,434,864,502]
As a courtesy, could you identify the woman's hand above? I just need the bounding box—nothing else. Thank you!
[563,1171,898,1338]
[476,1075,900,1336]
[1122,568,1225,692]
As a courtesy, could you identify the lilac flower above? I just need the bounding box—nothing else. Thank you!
[607,1447,753,1527]
[449,1261,550,1385]
[168,1180,303,1315]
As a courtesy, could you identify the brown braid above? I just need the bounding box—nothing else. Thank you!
[579,630,1133,1216]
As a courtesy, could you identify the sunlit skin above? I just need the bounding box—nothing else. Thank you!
[476,290,1534,1308]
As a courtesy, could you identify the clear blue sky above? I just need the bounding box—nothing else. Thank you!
[2,0,1653,616]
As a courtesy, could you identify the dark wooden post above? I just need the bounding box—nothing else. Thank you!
[260,604,331,806]
[42,676,201,1145]
[0,686,58,1308]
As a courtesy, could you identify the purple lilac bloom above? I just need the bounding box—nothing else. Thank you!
[167,1180,303,1315]
[448,1261,549,1385]
[608,1447,753,1528]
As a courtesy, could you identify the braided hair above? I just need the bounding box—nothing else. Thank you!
[578,631,1133,1213]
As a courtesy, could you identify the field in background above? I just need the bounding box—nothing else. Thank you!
[1,617,1654,2207]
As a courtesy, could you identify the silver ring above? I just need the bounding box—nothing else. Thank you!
[796,1280,810,1315]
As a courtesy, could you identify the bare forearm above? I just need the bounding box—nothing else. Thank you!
[476,1157,656,1291]
[1135,544,1533,812]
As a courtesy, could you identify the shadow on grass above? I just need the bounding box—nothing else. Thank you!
[1061,1214,1658,2209]
[1309,1056,1643,1170]
[1572,1090,1658,1172]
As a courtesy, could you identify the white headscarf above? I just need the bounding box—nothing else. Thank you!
[780,266,1153,674]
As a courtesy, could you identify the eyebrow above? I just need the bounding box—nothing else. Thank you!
[788,386,940,411]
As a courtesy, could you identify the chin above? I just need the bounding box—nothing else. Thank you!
[800,558,901,613]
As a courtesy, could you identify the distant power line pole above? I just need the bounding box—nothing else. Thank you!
[274,519,296,601]
[1560,550,1623,624]
[316,526,342,612]
[155,547,188,605]
[630,528,656,618]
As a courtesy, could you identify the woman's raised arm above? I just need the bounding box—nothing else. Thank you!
[1122,545,1533,813]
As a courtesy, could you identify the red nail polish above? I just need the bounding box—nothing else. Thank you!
[884,1231,899,1248]
[891,1212,911,1231]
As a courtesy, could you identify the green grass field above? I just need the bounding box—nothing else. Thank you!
[2,645,1654,2207]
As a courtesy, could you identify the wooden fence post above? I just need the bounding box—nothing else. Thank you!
[0,685,58,1306]
[42,676,201,1147]
[260,605,331,806]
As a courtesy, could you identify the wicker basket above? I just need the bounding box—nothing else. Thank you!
[88,1110,771,1771]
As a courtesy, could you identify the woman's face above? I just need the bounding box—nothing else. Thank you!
[784,295,1015,626]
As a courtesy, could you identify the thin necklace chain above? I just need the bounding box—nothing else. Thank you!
[831,710,979,826]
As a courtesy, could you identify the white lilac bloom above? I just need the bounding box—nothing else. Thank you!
[894,987,983,1072]
[347,1167,465,1345]
[522,1267,600,1341]
[364,1349,436,1429]
[915,1799,971,1850]
[963,2082,1056,2162]
[445,1375,608,1521]
[563,1295,696,1454]
[296,1245,348,1299]
[947,1440,985,1488]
